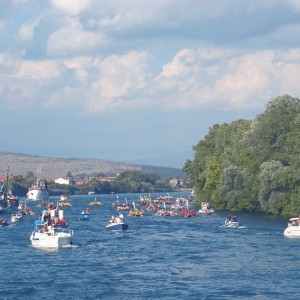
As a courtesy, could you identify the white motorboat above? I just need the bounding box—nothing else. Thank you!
[106,214,128,231]
[223,215,241,228]
[30,220,73,248]
[27,178,49,201]
[11,212,23,222]
[60,193,69,201]
[284,217,300,237]
[198,202,214,215]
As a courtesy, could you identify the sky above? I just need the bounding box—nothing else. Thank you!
[1,0,300,169]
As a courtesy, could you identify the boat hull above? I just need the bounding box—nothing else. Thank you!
[106,223,128,231]
[199,208,214,215]
[79,214,90,221]
[223,221,240,228]
[27,190,49,201]
[284,225,300,237]
[30,230,73,248]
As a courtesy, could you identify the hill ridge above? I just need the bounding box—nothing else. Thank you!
[0,151,186,179]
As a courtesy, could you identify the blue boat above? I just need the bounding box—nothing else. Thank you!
[79,208,90,221]
[79,214,90,221]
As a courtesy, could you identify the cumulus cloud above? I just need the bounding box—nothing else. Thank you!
[50,0,90,15]
[47,18,108,57]
[1,0,300,115]
[154,47,300,111]
[18,18,43,41]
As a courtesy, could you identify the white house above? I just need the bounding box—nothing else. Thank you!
[55,177,72,185]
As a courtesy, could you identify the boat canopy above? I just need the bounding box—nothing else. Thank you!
[34,220,45,230]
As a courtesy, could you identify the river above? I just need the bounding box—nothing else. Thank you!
[0,192,299,300]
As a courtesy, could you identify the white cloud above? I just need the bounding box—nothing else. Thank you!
[50,0,90,15]
[47,18,108,56]
[154,47,300,111]
[18,18,42,41]
[17,60,61,80]
[286,0,300,11]
[88,51,151,111]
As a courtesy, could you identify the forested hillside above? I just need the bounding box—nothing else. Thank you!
[183,94,300,216]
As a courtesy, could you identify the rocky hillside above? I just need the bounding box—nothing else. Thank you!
[0,151,186,179]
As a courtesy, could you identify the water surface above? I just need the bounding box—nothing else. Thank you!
[0,192,298,300]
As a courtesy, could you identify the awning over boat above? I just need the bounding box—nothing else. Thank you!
[34,220,45,230]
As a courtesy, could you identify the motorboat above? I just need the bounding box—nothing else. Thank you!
[60,193,69,201]
[30,220,73,249]
[11,212,23,222]
[106,214,128,231]
[284,217,300,237]
[198,202,214,215]
[27,178,49,201]
[223,215,241,228]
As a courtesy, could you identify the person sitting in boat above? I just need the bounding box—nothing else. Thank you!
[109,216,116,225]
[0,218,7,224]
[226,215,232,223]
[85,208,90,215]
[291,219,299,226]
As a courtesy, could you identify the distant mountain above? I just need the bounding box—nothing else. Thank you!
[0,151,186,179]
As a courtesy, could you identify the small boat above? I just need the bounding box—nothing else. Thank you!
[30,220,73,249]
[198,202,214,215]
[129,209,144,217]
[0,218,9,227]
[128,201,144,216]
[89,198,103,206]
[60,193,69,201]
[11,212,23,222]
[88,191,95,195]
[106,214,128,231]
[284,217,300,237]
[59,201,73,207]
[79,208,90,221]
[223,215,241,228]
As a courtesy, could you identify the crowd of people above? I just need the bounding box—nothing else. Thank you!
[38,204,68,231]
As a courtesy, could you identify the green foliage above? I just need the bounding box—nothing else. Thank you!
[10,169,175,196]
[184,94,300,216]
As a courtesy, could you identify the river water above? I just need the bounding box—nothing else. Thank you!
[0,192,299,300]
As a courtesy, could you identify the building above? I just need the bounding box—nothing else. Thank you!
[169,178,187,187]
[54,177,75,185]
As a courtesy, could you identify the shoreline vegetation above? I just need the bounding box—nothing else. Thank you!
[184,95,300,217]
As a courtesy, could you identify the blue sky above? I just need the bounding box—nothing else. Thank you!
[1,0,300,169]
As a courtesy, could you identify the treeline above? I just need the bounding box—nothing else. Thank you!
[183,95,300,216]
[9,170,177,197]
